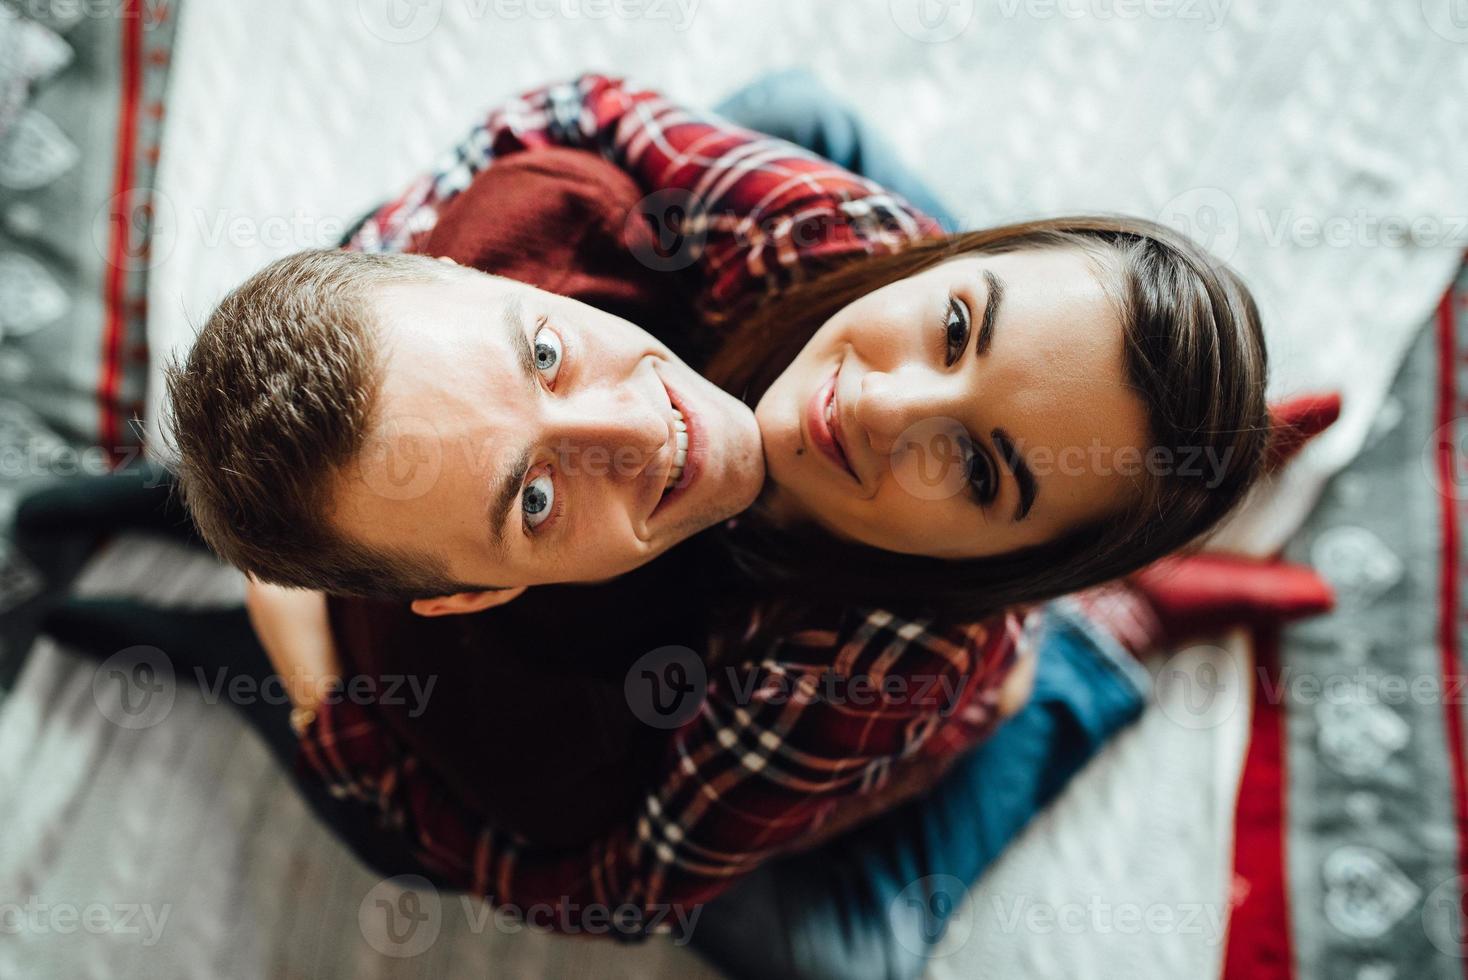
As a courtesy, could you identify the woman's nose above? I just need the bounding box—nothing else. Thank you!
[547,387,669,480]
[856,370,940,455]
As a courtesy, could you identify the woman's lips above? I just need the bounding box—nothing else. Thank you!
[805,366,859,484]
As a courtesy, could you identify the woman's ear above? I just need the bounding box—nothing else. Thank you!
[410,587,527,617]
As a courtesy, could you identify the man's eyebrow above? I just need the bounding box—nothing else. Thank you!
[991,427,1037,523]
[974,269,1004,358]
[505,293,535,380]
[485,294,536,557]
[486,446,532,558]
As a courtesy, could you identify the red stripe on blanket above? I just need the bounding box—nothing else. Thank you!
[100,7,144,465]
[1435,282,1468,965]
[1221,627,1293,980]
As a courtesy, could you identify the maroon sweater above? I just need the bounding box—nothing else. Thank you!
[327,149,723,846]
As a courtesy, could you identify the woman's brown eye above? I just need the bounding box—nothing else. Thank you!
[943,297,971,367]
[963,437,998,504]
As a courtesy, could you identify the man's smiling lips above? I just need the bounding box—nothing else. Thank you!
[804,363,860,485]
[648,371,702,522]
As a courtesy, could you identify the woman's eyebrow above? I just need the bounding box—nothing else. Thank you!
[974,269,1005,358]
[991,427,1038,522]
[970,271,1031,520]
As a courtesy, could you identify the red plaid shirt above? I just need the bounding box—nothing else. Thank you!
[307,74,1050,935]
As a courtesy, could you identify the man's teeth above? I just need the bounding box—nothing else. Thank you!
[665,408,688,491]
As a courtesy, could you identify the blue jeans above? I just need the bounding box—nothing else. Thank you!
[691,72,1148,980]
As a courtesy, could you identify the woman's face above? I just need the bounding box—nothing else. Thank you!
[755,248,1152,558]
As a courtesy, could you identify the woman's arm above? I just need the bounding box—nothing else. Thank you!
[243,578,339,726]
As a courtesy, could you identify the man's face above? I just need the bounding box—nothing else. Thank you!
[328,266,764,608]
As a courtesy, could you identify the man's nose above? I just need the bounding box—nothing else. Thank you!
[546,387,669,479]
[856,370,946,455]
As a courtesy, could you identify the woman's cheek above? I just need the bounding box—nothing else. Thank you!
[867,488,966,558]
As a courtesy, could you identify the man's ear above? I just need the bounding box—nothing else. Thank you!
[409,587,527,617]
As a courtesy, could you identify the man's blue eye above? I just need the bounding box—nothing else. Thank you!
[523,474,554,529]
[533,326,562,384]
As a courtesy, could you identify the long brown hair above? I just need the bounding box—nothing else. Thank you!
[703,216,1270,625]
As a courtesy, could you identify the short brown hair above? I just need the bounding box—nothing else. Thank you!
[165,248,477,599]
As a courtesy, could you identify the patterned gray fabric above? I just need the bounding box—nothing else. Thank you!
[0,12,70,142]
[1282,262,1468,977]
[0,3,181,695]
